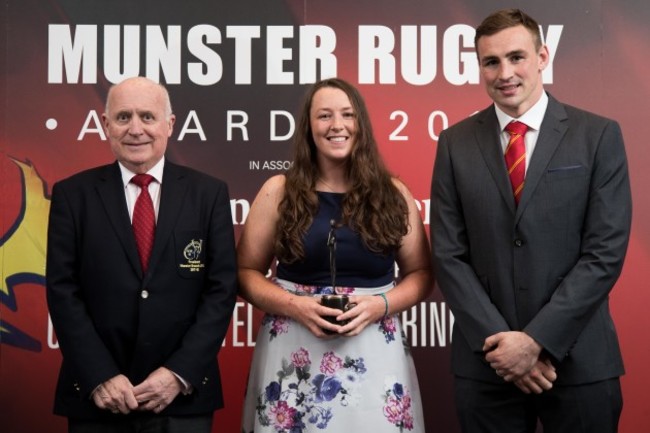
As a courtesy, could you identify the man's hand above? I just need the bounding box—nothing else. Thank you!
[483,331,543,381]
[91,374,139,414]
[513,357,557,394]
[133,367,183,413]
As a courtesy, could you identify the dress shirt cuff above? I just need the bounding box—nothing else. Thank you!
[171,370,193,395]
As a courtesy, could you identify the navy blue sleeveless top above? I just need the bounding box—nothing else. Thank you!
[277,192,395,287]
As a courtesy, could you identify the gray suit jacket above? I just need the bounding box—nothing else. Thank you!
[431,93,631,385]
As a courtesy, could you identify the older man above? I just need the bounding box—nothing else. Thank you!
[47,77,238,432]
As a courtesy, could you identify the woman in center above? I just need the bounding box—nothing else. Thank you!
[239,78,433,432]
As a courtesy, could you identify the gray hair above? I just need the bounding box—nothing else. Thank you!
[105,77,173,120]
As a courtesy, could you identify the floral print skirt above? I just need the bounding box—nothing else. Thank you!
[241,279,425,433]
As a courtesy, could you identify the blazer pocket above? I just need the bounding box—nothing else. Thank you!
[546,164,585,180]
[175,230,206,279]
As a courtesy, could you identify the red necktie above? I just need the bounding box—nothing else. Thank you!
[131,174,156,273]
[504,121,528,205]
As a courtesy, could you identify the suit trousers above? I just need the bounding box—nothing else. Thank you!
[68,414,213,433]
[454,376,622,433]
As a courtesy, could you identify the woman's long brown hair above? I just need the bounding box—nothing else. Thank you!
[275,78,409,263]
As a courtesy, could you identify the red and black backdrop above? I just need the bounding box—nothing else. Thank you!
[2,1,649,432]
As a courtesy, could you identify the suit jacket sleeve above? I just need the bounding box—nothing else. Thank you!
[431,130,511,352]
[162,180,238,388]
[46,181,121,395]
[523,119,632,361]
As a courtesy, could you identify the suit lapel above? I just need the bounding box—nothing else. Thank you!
[516,95,569,222]
[95,162,142,275]
[474,107,517,212]
[144,161,188,283]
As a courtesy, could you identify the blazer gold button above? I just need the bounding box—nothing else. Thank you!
[141,290,149,299]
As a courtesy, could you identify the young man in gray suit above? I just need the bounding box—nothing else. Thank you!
[431,9,631,433]
[47,77,238,432]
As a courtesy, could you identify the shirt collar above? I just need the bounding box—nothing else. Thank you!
[118,157,165,188]
[495,91,549,132]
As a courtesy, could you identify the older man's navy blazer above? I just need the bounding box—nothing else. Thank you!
[47,160,238,419]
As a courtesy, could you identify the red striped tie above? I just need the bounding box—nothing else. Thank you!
[131,174,156,273]
[504,121,528,205]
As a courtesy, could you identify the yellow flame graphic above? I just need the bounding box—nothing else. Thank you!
[1,158,50,351]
